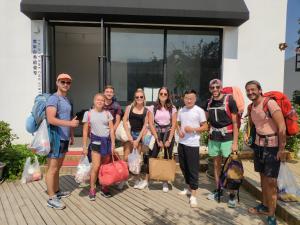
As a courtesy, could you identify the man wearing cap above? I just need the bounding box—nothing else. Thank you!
[205,79,239,208]
[46,73,79,209]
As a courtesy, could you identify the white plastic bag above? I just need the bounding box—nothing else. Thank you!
[21,156,42,184]
[115,121,131,142]
[143,130,156,150]
[128,148,142,174]
[75,156,91,183]
[278,162,300,202]
[29,119,50,155]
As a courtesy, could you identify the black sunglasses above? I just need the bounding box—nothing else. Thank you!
[60,80,71,85]
[135,96,144,99]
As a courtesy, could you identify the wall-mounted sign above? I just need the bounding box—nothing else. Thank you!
[31,20,44,93]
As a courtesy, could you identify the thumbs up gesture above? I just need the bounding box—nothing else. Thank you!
[70,116,79,127]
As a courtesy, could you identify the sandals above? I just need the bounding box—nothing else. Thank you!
[248,203,269,215]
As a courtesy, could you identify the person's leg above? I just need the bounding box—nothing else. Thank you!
[178,144,190,186]
[46,158,60,197]
[261,174,268,207]
[90,151,101,191]
[184,146,199,207]
[265,177,277,216]
[213,156,222,188]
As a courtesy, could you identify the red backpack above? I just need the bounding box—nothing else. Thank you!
[248,91,299,136]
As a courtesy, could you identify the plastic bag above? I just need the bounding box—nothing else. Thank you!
[75,156,91,183]
[29,119,50,155]
[143,131,156,150]
[128,148,142,174]
[21,156,42,184]
[277,162,300,202]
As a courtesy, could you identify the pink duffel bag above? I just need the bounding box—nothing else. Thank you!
[98,154,129,186]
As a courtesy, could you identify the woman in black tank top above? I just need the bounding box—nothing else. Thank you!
[120,88,148,189]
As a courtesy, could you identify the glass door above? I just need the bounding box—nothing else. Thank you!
[109,28,164,105]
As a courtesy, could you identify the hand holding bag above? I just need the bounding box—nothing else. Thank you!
[149,148,176,182]
[128,148,142,174]
[98,153,129,186]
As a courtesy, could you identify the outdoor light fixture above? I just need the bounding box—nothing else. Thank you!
[279,42,288,51]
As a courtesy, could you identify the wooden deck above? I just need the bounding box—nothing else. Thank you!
[0,172,287,225]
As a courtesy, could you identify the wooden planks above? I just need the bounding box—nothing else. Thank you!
[0,169,291,225]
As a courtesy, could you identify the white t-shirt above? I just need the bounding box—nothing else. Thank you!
[82,109,113,137]
[177,105,207,147]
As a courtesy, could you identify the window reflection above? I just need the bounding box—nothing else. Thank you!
[110,28,164,103]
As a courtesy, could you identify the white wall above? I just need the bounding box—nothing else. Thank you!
[0,0,288,143]
[0,0,36,144]
[223,0,287,106]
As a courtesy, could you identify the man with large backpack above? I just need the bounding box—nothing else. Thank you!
[46,73,79,210]
[245,80,286,225]
[205,79,239,208]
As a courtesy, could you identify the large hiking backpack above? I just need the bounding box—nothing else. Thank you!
[218,154,244,202]
[25,93,51,133]
[222,86,245,128]
[248,91,299,136]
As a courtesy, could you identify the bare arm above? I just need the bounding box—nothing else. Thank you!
[167,111,177,142]
[148,111,159,140]
[46,106,78,127]
[272,110,286,152]
[82,122,89,155]
[231,113,239,152]
[109,120,116,151]
[123,106,132,140]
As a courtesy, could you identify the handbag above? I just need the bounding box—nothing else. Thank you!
[115,121,131,142]
[149,148,176,182]
[98,153,129,186]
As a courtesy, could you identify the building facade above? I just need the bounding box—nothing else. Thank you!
[0,0,287,143]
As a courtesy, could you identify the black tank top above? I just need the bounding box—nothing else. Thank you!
[129,106,147,132]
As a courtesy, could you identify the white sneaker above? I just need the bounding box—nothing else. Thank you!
[190,196,198,208]
[117,181,126,190]
[133,180,141,189]
[137,180,148,190]
[162,182,169,193]
[178,188,191,195]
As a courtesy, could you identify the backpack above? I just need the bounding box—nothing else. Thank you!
[248,91,299,136]
[222,86,245,128]
[218,154,244,202]
[25,93,52,133]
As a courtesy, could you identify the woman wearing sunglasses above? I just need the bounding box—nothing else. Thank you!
[120,88,149,189]
[135,87,177,191]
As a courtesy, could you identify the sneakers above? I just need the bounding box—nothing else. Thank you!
[162,182,169,193]
[267,216,277,225]
[207,189,223,201]
[178,188,191,196]
[47,196,66,210]
[89,189,96,201]
[56,190,71,199]
[100,187,112,198]
[133,180,141,189]
[227,194,237,208]
[189,196,198,208]
[117,181,126,190]
[136,180,148,190]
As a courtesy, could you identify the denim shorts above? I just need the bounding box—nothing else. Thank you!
[47,140,69,159]
[131,131,140,140]
[253,144,280,178]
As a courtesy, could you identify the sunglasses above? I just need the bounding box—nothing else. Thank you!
[135,96,144,99]
[210,85,220,90]
[60,80,71,85]
[159,92,168,96]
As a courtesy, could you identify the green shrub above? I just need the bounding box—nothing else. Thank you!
[0,121,17,150]
[0,145,46,181]
[0,121,46,181]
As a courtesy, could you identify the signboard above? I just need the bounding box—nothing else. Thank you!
[31,20,44,93]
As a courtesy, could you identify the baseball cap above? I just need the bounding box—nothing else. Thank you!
[56,73,72,81]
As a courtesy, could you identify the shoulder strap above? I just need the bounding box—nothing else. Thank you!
[262,97,272,118]
[224,94,232,119]
[207,97,213,110]
[154,104,158,117]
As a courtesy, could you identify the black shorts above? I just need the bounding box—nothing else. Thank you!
[48,140,69,159]
[253,144,280,178]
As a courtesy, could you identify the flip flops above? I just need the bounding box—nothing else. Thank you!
[248,203,269,215]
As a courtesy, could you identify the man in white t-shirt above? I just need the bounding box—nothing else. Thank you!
[177,89,208,208]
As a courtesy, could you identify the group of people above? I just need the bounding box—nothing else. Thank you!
[45,73,285,225]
